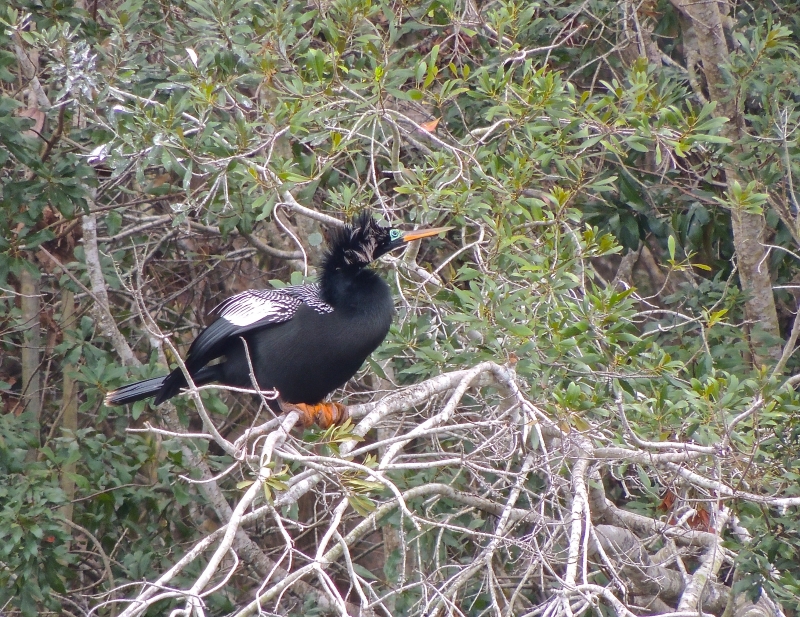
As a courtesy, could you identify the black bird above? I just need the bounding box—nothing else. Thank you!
[104,213,450,427]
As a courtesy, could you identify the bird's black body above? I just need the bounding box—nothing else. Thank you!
[205,272,392,407]
[105,213,446,411]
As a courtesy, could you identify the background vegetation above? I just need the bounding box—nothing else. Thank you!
[2,0,800,615]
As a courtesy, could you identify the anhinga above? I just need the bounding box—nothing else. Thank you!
[104,213,450,427]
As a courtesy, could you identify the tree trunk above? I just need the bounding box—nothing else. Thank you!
[59,289,78,523]
[673,0,781,365]
[20,261,41,458]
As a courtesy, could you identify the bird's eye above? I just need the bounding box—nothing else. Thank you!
[389,229,402,241]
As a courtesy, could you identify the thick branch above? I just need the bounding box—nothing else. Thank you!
[82,212,138,367]
[678,507,729,612]
[593,525,728,613]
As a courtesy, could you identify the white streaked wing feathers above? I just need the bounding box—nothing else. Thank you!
[213,285,332,328]
[283,283,334,313]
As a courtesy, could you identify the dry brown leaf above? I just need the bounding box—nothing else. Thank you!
[19,106,45,137]
[420,118,440,132]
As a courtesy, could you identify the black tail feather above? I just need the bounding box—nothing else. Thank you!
[153,364,224,404]
[104,376,167,406]
[106,364,226,407]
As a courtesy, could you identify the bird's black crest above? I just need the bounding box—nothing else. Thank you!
[324,212,391,269]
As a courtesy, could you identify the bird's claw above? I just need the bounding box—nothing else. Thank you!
[291,402,349,428]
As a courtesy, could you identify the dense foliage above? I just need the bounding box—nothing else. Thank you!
[2,0,800,615]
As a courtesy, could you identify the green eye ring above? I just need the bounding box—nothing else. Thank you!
[389,229,403,241]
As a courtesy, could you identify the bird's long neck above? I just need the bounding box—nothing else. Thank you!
[319,263,394,357]
[319,264,387,311]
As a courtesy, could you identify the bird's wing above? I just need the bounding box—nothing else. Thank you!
[280,283,334,314]
[183,285,332,369]
[215,284,333,324]
[214,289,301,327]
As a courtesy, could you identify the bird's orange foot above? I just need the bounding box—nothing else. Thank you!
[291,402,348,428]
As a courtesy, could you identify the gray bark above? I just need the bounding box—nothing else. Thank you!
[20,262,41,435]
[59,289,78,523]
[593,525,728,614]
[672,0,781,364]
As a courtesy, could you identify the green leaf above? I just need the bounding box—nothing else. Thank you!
[353,563,379,581]
[348,494,375,516]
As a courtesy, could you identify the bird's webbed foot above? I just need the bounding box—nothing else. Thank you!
[287,401,349,428]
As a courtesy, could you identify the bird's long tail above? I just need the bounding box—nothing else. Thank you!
[105,365,225,406]
[105,376,167,406]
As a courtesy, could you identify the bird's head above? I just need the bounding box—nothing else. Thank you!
[325,212,451,270]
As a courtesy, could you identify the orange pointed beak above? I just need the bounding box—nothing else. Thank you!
[402,226,454,242]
